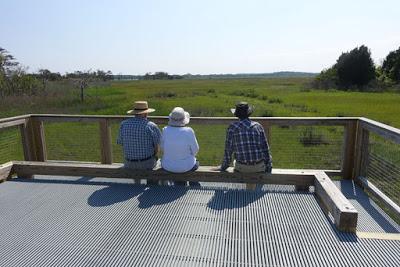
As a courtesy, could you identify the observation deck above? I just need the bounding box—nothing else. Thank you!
[0,115,399,266]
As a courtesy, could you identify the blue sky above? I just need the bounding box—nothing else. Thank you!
[1,0,399,74]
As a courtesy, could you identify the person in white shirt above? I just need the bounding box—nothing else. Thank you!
[161,107,200,185]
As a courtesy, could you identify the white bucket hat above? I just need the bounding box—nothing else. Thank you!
[168,107,190,127]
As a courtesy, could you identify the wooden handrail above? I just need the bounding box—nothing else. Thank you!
[31,114,359,126]
[359,117,400,144]
[0,114,31,124]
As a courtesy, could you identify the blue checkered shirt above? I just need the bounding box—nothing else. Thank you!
[221,119,272,172]
[117,117,161,160]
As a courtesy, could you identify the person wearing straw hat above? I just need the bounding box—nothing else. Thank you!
[117,101,161,184]
[215,102,272,190]
[161,107,200,186]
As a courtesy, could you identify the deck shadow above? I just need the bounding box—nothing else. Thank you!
[11,177,130,187]
[137,185,188,209]
[207,189,266,210]
[88,184,145,207]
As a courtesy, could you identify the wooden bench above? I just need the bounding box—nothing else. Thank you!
[1,160,358,232]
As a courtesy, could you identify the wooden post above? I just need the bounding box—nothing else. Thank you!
[353,122,369,179]
[341,121,357,179]
[31,118,47,162]
[359,130,369,177]
[99,119,113,164]
[19,118,35,161]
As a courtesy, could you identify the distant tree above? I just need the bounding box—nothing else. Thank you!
[0,47,18,95]
[1,47,44,96]
[382,47,400,83]
[335,45,375,88]
[37,69,61,81]
[95,69,113,81]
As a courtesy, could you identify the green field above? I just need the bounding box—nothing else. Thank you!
[84,78,400,127]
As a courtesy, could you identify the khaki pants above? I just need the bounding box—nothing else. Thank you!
[234,160,265,190]
[124,157,159,184]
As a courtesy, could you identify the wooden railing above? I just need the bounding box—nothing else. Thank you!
[0,114,381,177]
[17,114,358,175]
[0,114,399,220]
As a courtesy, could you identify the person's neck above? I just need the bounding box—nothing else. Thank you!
[135,115,147,120]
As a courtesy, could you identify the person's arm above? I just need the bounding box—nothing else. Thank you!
[189,128,199,156]
[117,124,123,145]
[259,126,272,173]
[155,144,161,157]
[149,123,162,156]
[220,126,234,171]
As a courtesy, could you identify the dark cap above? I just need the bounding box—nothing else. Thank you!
[230,101,253,118]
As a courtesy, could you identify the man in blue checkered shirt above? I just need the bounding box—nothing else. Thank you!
[117,101,161,183]
[219,102,272,189]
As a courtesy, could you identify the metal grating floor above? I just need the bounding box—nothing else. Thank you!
[0,176,399,266]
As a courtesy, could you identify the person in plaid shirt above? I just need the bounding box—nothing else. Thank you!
[218,102,272,190]
[117,101,161,184]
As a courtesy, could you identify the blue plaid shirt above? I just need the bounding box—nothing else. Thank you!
[117,117,161,160]
[221,119,272,172]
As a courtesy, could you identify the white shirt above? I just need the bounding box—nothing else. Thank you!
[161,126,199,173]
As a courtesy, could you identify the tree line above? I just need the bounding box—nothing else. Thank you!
[313,45,400,91]
[0,47,113,98]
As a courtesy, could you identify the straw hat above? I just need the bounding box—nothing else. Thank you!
[168,107,190,127]
[127,101,156,114]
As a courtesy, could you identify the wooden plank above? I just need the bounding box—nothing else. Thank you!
[356,231,400,241]
[360,117,400,144]
[0,162,14,182]
[31,119,47,161]
[356,176,400,220]
[19,120,35,161]
[0,119,26,130]
[99,119,113,164]
[0,114,31,124]
[31,114,358,126]
[143,117,358,126]
[359,130,369,178]
[341,121,357,179]
[314,171,358,232]
[12,161,315,186]
[353,123,369,179]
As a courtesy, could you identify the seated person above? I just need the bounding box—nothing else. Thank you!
[117,101,161,185]
[161,107,200,186]
[217,102,272,190]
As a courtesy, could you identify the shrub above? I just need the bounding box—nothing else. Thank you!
[268,97,283,104]
[228,89,259,98]
[335,45,375,88]
[152,91,177,98]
